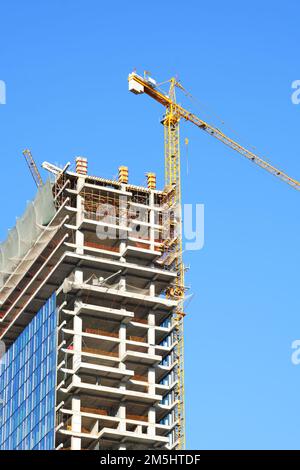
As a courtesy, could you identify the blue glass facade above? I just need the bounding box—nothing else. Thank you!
[0,294,57,450]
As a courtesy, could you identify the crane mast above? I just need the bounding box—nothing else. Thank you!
[162,79,186,449]
[129,73,187,449]
[128,70,300,451]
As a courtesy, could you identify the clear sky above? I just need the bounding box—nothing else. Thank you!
[1,0,300,450]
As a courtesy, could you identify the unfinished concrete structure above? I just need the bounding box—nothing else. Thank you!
[0,158,181,450]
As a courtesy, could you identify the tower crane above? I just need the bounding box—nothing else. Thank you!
[128,71,300,450]
[22,149,43,188]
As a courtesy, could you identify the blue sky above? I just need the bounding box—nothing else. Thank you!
[1,0,300,450]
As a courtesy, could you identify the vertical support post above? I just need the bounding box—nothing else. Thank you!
[149,190,155,251]
[148,407,156,437]
[71,395,81,450]
[148,311,155,356]
[149,282,155,297]
[73,315,82,378]
[118,404,126,432]
[75,176,85,284]
[119,323,126,370]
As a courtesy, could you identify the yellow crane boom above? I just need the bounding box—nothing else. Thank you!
[22,149,43,188]
[129,72,300,191]
[128,70,300,451]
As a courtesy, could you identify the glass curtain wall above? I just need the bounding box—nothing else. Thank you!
[0,294,57,450]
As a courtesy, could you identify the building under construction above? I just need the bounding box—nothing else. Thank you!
[2,68,290,452]
[0,157,184,450]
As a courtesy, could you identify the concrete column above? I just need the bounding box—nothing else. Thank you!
[119,192,128,242]
[118,322,127,431]
[148,367,156,395]
[149,191,155,251]
[120,241,126,261]
[71,395,81,450]
[74,203,84,284]
[119,323,126,371]
[118,404,126,432]
[75,229,84,257]
[73,315,82,381]
[148,407,156,437]
[76,176,85,254]
[149,282,155,297]
[90,420,99,435]
[148,312,155,356]
[119,276,126,292]
[136,424,142,435]
[148,310,156,401]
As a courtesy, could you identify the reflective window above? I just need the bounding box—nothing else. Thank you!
[0,294,57,450]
